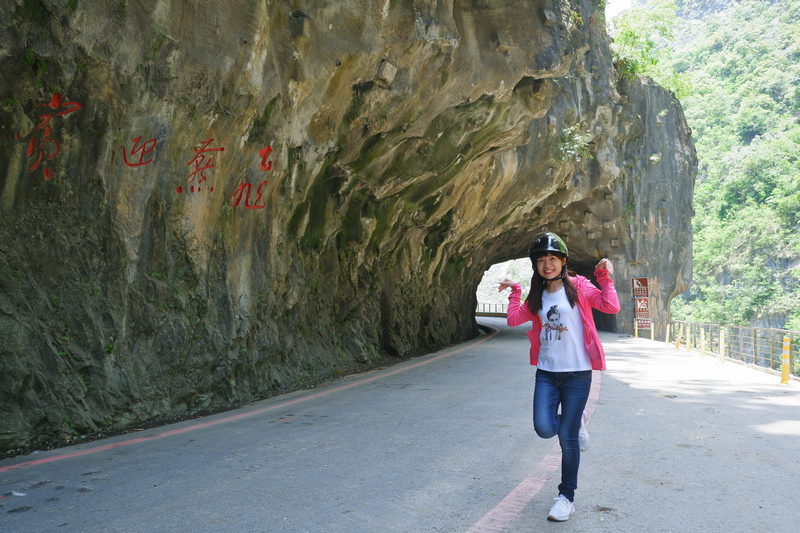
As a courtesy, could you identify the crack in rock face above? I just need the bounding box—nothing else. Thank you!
[0,0,696,449]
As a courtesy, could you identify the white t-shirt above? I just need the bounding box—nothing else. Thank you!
[537,287,592,372]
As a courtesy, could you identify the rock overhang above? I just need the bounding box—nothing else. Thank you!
[0,0,696,449]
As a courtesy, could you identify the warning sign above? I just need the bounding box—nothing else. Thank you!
[636,318,652,329]
[632,278,649,297]
[635,297,650,318]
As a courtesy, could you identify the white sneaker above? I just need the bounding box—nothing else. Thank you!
[547,494,575,521]
[579,411,590,452]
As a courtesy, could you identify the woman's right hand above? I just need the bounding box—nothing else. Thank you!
[497,278,517,292]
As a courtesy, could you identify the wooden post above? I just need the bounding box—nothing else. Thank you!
[769,330,775,370]
[701,326,706,357]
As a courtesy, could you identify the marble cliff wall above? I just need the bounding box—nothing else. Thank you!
[0,0,696,449]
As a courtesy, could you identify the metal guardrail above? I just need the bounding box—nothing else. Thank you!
[669,321,800,378]
[475,303,508,316]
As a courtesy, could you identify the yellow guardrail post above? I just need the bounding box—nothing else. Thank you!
[675,323,682,350]
[634,320,639,339]
[686,324,691,352]
[781,336,790,385]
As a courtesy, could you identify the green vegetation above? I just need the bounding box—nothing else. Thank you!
[557,124,593,162]
[23,49,48,88]
[614,0,800,329]
[609,0,692,98]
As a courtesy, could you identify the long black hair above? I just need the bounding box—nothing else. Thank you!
[525,251,578,315]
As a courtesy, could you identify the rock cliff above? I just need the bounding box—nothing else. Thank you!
[0,0,696,450]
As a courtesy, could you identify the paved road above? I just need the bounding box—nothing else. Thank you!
[1,318,798,532]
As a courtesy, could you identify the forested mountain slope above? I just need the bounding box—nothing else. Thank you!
[655,0,800,328]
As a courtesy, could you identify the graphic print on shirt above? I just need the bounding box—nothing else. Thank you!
[543,305,568,342]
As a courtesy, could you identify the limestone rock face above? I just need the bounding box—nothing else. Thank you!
[0,0,696,449]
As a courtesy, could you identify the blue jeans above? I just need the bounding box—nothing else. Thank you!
[533,369,592,502]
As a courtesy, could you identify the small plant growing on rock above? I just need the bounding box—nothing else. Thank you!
[557,125,593,162]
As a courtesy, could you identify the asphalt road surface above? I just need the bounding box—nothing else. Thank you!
[2,317,799,532]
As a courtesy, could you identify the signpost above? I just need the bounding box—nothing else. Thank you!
[632,278,652,339]
[635,297,650,318]
[632,278,649,297]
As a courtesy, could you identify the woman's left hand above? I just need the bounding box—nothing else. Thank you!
[497,278,517,292]
[596,258,614,275]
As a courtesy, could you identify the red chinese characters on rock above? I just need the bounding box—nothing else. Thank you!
[177,138,225,194]
[230,144,273,210]
[14,92,83,181]
[123,136,157,167]
[258,144,273,171]
[229,179,268,210]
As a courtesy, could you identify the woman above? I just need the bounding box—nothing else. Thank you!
[498,232,620,522]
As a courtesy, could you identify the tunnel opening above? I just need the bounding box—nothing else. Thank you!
[476,256,618,333]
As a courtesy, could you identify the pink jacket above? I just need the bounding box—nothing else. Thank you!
[506,266,620,371]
